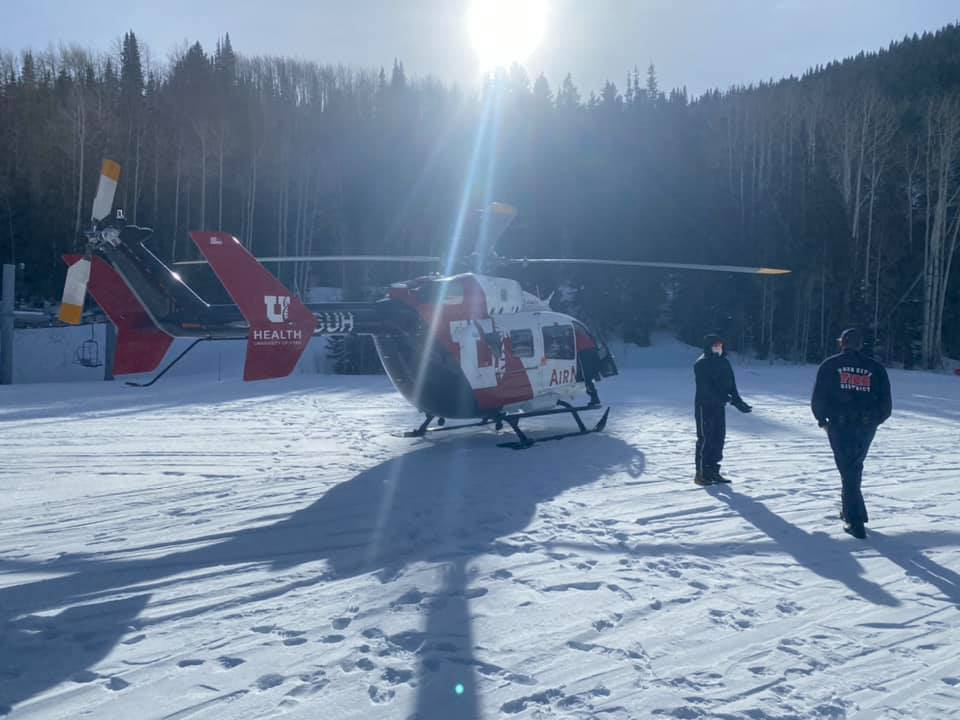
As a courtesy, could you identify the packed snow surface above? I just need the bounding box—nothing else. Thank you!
[1,341,959,719]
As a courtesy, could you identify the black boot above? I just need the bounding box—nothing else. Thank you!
[706,468,731,484]
[586,381,600,407]
[843,522,866,539]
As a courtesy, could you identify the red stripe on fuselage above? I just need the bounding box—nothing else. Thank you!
[388,276,536,411]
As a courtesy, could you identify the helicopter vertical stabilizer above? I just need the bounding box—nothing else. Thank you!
[62,254,174,375]
[189,231,316,381]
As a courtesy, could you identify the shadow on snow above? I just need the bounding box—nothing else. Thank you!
[0,433,645,717]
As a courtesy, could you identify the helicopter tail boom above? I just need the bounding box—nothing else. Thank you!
[62,254,174,375]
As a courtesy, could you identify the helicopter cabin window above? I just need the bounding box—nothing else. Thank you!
[509,329,534,358]
[543,324,575,360]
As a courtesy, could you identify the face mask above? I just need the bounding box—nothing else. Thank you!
[712,344,723,355]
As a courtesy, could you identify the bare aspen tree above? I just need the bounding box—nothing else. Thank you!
[920,94,960,367]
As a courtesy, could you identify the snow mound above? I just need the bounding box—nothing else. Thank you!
[606,331,700,369]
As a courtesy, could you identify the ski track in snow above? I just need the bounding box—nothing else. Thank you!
[0,359,959,719]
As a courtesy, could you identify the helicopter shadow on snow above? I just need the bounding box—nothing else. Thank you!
[0,434,645,718]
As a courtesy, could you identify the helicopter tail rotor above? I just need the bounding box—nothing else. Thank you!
[59,160,123,325]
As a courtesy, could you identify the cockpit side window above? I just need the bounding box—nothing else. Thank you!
[509,329,534,357]
[543,324,575,360]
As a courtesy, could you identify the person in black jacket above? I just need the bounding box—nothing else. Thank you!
[694,334,752,485]
[811,328,892,539]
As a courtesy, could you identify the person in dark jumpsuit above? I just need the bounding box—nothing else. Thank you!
[694,334,752,485]
[811,328,892,539]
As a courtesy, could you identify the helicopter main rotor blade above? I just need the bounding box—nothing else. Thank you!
[91,159,121,223]
[173,255,443,266]
[500,258,791,275]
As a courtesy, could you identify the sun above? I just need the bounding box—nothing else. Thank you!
[468,0,549,73]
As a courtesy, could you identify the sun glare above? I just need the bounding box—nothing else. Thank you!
[468,0,548,73]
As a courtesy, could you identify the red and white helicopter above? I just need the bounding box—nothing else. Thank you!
[60,161,790,448]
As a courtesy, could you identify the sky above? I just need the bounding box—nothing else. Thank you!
[3,0,959,97]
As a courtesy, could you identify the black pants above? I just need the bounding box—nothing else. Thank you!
[826,425,877,525]
[695,402,725,473]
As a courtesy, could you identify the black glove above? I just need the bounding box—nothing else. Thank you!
[732,398,752,414]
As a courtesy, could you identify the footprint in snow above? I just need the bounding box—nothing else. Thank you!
[178,659,205,668]
[381,667,414,686]
[389,590,425,609]
[708,608,754,630]
[255,673,285,690]
[285,670,329,698]
[592,612,623,632]
[342,657,376,673]
[776,600,803,615]
[218,656,245,669]
[501,688,565,715]
[105,677,130,691]
[368,685,396,704]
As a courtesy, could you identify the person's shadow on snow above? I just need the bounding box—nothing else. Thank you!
[706,485,901,607]
[0,433,645,718]
[868,530,960,608]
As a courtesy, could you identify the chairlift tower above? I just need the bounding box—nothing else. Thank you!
[1,264,14,384]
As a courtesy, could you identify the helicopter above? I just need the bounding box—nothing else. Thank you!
[60,161,790,448]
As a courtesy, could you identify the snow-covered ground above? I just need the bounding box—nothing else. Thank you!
[1,338,959,719]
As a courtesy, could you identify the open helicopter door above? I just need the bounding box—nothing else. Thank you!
[573,321,618,379]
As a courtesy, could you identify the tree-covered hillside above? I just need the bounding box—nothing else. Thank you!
[1,26,958,366]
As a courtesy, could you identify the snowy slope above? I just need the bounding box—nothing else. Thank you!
[1,343,959,719]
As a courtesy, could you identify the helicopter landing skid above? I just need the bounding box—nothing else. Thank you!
[397,401,609,449]
[398,414,501,438]
[496,401,610,450]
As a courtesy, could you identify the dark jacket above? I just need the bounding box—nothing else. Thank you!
[811,349,892,427]
[694,338,743,407]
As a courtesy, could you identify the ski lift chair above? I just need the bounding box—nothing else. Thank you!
[75,325,102,368]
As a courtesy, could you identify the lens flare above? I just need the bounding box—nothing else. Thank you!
[468,0,548,72]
